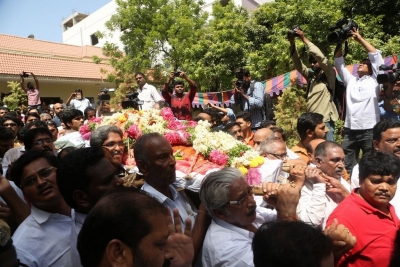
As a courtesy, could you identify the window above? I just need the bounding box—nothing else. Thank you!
[90,34,99,46]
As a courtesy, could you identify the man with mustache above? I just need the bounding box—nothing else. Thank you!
[297,141,350,227]
[134,133,211,264]
[350,119,400,217]
[224,122,244,142]
[327,151,400,267]
[24,127,56,155]
[200,167,302,267]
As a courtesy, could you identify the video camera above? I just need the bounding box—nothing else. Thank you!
[98,88,110,101]
[122,91,144,110]
[327,18,359,44]
[377,63,400,84]
[287,25,303,39]
[235,68,246,89]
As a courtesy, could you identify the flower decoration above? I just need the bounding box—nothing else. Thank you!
[209,150,229,166]
[126,124,142,140]
[246,168,261,185]
[161,108,175,121]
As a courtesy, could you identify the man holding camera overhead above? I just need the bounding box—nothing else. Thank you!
[334,28,383,174]
[289,28,339,142]
[162,71,197,120]
[66,89,92,113]
[230,68,265,130]
[19,71,41,110]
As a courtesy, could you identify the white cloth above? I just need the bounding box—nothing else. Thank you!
[138,83,162,110]
[351,164,400,218]
[141,182,196,229]
[54,131,85,149]
[297,177,350,228]
[69,98,92,113]
[70,210,86,267]
[12,206,72,267]
[2,146,25,175]
[287,146,300,159]
[334,51,383,130]
[202,207,276,267]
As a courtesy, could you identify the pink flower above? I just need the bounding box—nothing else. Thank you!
[188,121,198,127]
[167,120,186,131]
[79,124,90,135]
[126,124,142,139]
[164,131,189,146]
[246,168,261,185]
[161,108,175,121]
[209,150,229,166]
[90,117,103,124]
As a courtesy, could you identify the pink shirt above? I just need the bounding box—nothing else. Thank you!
[26,88,40,105]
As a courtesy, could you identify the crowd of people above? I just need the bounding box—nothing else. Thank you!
[0,27,400,267]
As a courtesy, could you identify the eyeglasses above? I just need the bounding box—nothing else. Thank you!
[3,123,17,127]
[267,152,288,160]
[20,167,56,188]
[102,141,125,149]
[227,195,249,206]
[33,138,53,146]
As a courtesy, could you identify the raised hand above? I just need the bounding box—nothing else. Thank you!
[324,218,356,260]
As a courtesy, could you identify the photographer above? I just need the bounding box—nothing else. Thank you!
[19,72,41,111]
[289,29,338,141]
[230,68,264,129]
[162,71,197,120]
[135,72,162,110]
[334,28,383,174]
[66,89,92,113]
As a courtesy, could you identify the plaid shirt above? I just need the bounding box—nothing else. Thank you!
[230,81,265,128]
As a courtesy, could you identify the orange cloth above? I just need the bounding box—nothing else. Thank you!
[291,141,309,165]
[244,132,255,147]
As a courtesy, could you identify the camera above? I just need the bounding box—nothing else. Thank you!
[235,68,245,89]
[287,25,303,39]
[377,63,400,84]
[122,92,144,110]
[20,71,29,78]
[174,71,181,77]
[98,88,110,101]
[327,18,359,44]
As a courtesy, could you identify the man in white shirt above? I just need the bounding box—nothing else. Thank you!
[56,147,124,267]
[350,119,400,217]
[135,72,162,110]
[297,141,350,227]
[10,150,72,267]
[134,133,211,264]
[334,28,384,175]
[66,89,92,113]
[200,167,302,267]
[54,109,85,149]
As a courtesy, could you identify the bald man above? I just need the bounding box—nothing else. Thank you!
[306,138,325,166]
[253,128,273,150]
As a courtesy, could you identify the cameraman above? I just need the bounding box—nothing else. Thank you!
[66,89,92,113]
[230,69,264,130]
[162,71,197,120]
[334,28,383,174]
[289,29,338,141]
[19,72,41,111]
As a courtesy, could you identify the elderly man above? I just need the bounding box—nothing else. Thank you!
[52,103,64,127]
[351,119,400,217]
[296,141,350,227]
[77,188,194,267]
[253,128,273,150]
[327,151,400,267]
[10,150,72,266]
[56,147,124,267]
[200,167,303,267]
[133,132,211,263]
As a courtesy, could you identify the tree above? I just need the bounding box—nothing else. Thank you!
[3,81,27,111]
[104,0,208,75]
[182,2,250,91]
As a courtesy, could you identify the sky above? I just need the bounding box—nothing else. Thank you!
[0,0,112,43]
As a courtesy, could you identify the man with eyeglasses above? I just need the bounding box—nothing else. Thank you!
[10,149,73,267]
[200,167,302,267]
[54,109,85,149]
[135,72,162,110]
[24,128,56,155]
[296,141,350,228]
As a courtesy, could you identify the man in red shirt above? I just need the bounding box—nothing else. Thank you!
[326,150,400,267]
[162,71,197,120]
